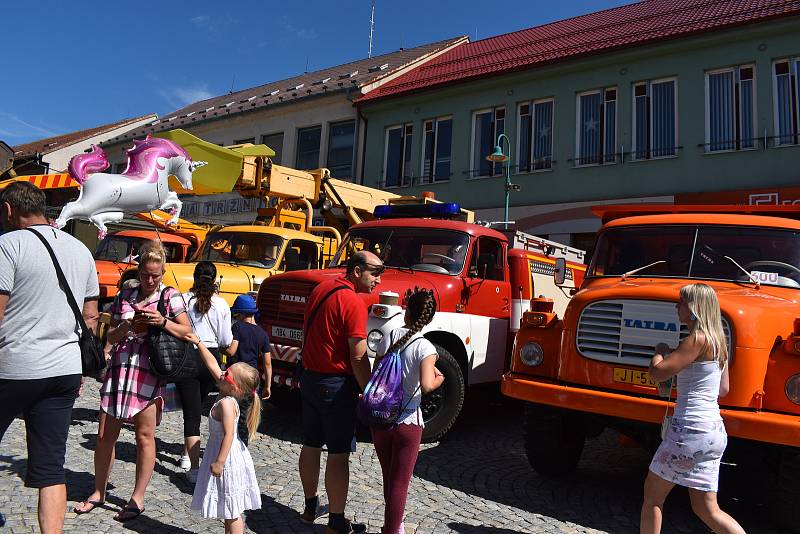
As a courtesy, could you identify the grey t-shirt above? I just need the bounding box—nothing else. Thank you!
[0,225,99,379]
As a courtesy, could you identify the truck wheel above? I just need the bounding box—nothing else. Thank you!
[523,404,585,476]
[773,448,800,532]
[420,345,464,443]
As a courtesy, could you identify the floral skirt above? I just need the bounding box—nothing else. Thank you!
[649,418,727,492]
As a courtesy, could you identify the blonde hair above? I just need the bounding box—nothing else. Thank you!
[679,283,727,367]
[138,241,167,271]
[228,362,262,443]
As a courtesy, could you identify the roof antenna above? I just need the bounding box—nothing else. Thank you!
[304,56,309,74]
[229,74,236,94]
[475,26,478,41]
[368,0,376,58]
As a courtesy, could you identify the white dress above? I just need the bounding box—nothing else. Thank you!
[191,396,262,519]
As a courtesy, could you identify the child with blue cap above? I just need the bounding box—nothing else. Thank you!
[228,294,272,444]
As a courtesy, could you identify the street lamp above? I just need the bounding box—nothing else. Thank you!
[485,133,516,229]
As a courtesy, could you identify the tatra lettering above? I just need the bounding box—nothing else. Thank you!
[623,319,677,332]
[280,294,307,303]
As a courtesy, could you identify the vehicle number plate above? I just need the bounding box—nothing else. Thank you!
[613,368,656,387]
[272,326,303,342]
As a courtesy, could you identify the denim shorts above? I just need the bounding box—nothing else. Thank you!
[300,369,359,454]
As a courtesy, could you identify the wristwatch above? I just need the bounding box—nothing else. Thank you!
[161,317,168,329]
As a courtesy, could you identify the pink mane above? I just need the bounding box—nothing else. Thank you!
[67,145,109,184]
[121,136,191,184]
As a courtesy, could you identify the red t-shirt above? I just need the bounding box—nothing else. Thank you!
[302,277,367,374]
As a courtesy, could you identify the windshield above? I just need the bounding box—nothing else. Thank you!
[332,227,470,275]
[94,237,181,263]
[199,232,283,268]
[589,225,800,288]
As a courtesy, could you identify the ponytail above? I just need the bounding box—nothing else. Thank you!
[388,288,436,353]
[245,389,262,444]
[191,261,216,315]
[228,362,262,443]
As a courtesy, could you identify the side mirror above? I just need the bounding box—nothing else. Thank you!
[468,266,479,278]
[553,258,567,287]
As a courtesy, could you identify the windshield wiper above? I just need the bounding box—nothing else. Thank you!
[620,260,666,280]
[721,255,760,288]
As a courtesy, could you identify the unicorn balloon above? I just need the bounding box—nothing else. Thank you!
[56,136,207,238]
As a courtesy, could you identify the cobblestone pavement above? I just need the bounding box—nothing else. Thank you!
[0,383,782,533]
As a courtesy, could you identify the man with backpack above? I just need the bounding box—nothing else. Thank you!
[297,250,382,534]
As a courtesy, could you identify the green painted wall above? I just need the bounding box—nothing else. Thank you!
[360,19,800,210]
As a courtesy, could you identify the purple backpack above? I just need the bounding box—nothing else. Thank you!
[357,340,417,428]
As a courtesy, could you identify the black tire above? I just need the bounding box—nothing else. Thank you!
[523,403,585,476]
[267,385,300,411]
[773,448,800,532]
[420,344,465,443]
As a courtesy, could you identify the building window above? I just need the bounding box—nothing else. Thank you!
[774,58,800,146]
[577,88,616,165]
[705,65,755,152]
[296,126,321,169]
[421,116,452,183]
[518,99,553,172]
[384,124,413,187]
[633,79,677,160]
[326,120,356,179]
[234,137,255,145]
[471,107,505,177]
[261,132,284,165]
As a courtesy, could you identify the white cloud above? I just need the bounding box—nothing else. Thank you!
[158,84,214,110]
[281,17,318,40]
[190,15,210,27]
[0,111,63,141]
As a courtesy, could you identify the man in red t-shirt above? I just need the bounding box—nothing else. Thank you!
[298,250,382,534]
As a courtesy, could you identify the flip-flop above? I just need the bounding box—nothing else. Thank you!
[73,500,104,514]
[113,504,145,522]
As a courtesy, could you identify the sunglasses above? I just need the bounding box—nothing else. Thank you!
[221,369,239,392]
[362,264,385,276]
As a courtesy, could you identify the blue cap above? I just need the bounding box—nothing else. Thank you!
[231,294,258,315]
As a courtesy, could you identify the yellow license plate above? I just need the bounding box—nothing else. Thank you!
[613,368,656,387]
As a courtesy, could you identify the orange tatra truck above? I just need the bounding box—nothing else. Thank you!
[502,204,800,530]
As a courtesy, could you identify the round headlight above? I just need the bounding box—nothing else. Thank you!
[519,342,544,367]
[367,329,384,352]
[785,374,800,405]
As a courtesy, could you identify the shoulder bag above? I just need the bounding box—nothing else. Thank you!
[147,287,201,380]
[292,284,350,384]
[26,228,105,378]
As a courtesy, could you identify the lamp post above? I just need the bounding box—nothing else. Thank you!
[486,133,515,229]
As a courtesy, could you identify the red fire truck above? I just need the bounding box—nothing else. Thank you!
[257,203,586,441]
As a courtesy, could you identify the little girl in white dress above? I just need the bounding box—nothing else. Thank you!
[185,333,262,534]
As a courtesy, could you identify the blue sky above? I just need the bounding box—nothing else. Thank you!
[2,0,630,146]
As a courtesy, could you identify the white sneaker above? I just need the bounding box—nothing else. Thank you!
[179,455,191,470]
[186,468,199,484]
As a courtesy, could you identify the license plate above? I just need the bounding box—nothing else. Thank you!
[613,367,656,387]
[272,326,303,342]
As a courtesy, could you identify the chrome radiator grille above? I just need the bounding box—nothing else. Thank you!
[576,299,732,366]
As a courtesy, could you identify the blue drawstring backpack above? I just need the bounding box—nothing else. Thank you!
[357,338,419,428]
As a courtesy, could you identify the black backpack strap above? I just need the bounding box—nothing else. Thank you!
[303,284,349,344]
[26,228,90,335]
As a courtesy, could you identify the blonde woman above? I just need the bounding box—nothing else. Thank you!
[641,283,744,534]
[75,241,192,521]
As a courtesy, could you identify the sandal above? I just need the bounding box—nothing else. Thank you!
[114,504,145,522]
[73,500,104,514]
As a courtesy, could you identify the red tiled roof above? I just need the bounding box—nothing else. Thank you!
[12,114,157,157]
[359,0,800,102]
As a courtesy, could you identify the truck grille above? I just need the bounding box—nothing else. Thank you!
[576,299,732,366]
[259,279,316,327]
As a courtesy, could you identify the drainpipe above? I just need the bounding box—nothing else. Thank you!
[347,87,368,186]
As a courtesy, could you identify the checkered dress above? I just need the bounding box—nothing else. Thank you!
[100,285,186,424]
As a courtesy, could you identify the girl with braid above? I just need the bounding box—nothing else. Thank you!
[371,288,444,534]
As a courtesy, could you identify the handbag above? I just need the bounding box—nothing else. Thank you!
[147,287,201,380]
[293,284,349,385]
[659,375,676,440]
[27,228,105,378]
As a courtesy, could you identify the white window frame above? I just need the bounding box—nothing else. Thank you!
[772,57,800,147]
[704,64,757,153]
[575,87,617,167]
[382,123,413,188]
[631,77,678,161]
[420,115,453,183]
[516,97,554,173]
[470,106,505,178]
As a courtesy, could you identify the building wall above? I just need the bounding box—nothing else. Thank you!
[360,18,800,243]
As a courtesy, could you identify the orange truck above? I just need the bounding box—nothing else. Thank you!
[502,204,800,530]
